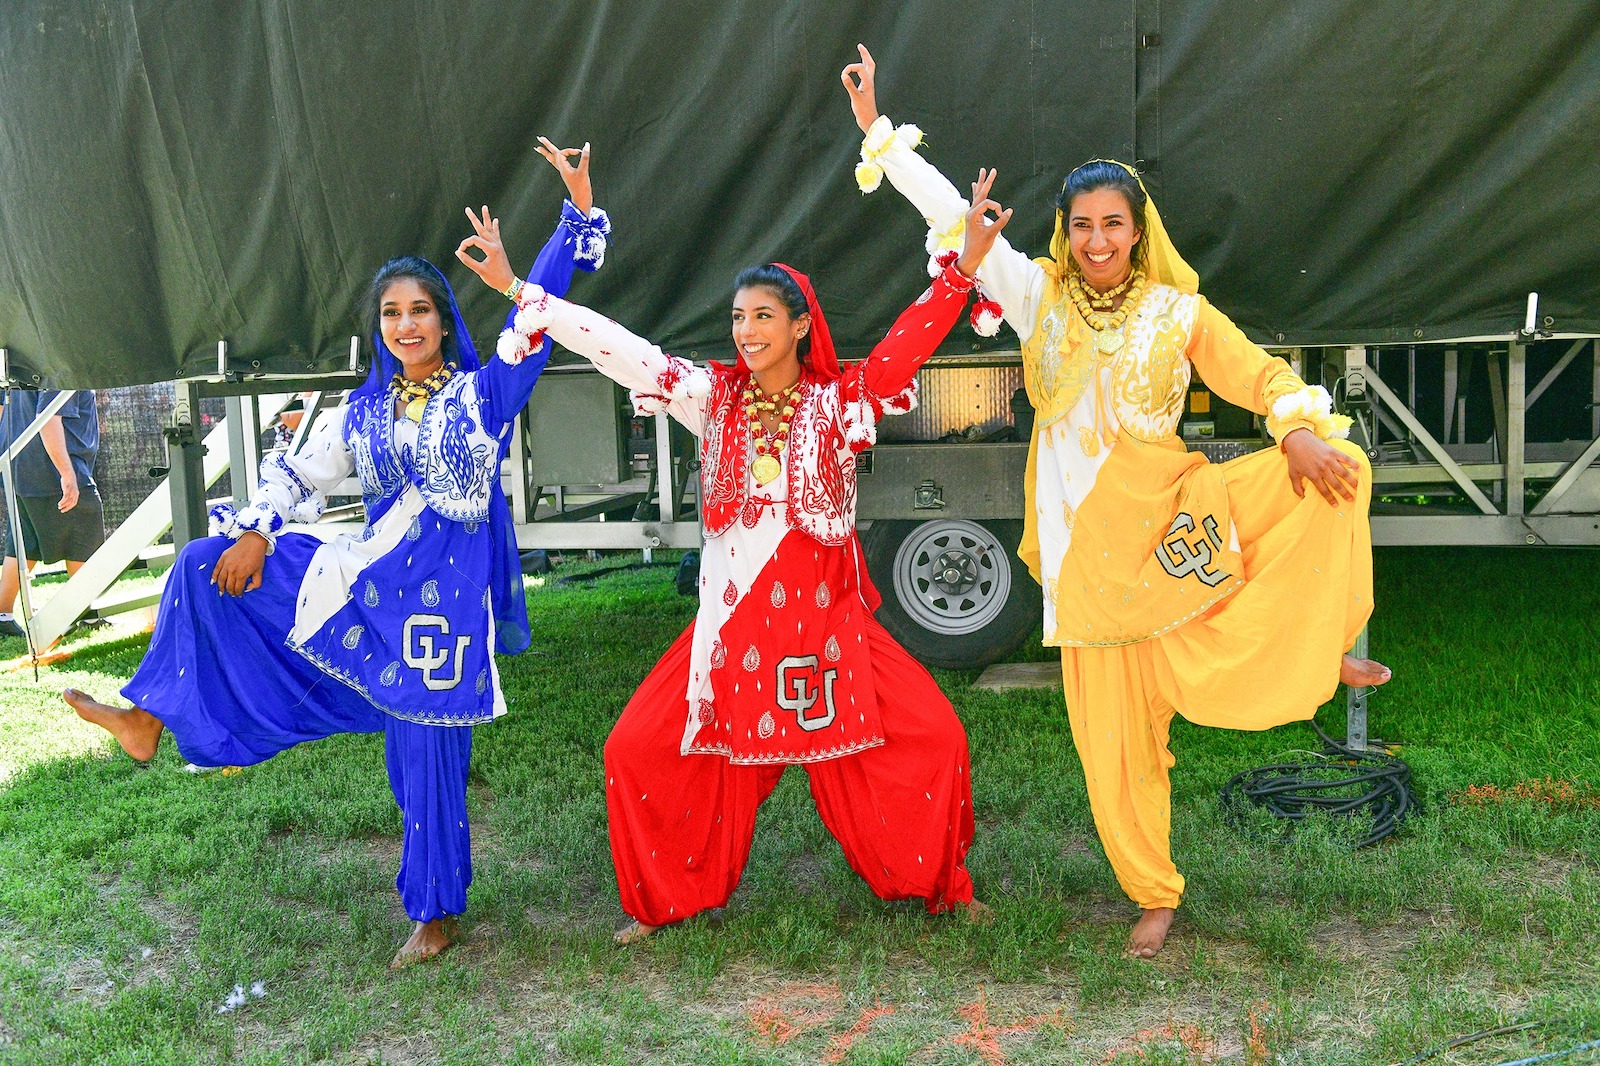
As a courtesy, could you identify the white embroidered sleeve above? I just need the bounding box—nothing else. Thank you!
[511,284,714,437]
[209,406,354,553]
[869,115,1046,344]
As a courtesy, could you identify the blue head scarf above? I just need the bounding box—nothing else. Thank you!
[353,257,530,655]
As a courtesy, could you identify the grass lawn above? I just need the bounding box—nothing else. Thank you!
[1,546,1598,1065]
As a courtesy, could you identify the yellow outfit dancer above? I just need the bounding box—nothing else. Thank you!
[860,114,1377,921]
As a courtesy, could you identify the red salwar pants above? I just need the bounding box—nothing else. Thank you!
[605,617,977,927]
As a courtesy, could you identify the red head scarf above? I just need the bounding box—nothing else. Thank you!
[732,263,841,382]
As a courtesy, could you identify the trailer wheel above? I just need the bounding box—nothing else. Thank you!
[862,518,1039,669]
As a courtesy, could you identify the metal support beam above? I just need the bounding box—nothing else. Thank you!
[225,393,262,506]
[166,381,208,550]
[653,411,674,525]
[1592,339,1600,439]
[1526,339,1589,410]
[510,409,535,523]
[1530,430,1600,515]
[1507,340,1526,516]
[1345,627,1369,752]
[1358,353,1500,514]
[1442,347,1458,442]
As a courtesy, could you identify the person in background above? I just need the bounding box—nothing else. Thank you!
[0,389,106,638]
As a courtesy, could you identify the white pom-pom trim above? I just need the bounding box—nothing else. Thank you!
[496,329,531,366]
[288,497,324,524]
[972,306,1003,337]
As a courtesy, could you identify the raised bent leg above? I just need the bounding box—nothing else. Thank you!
[606,626,783,930]
[1060,644,1184,916]
[806,617,976,913]
[1159,438,1380,730]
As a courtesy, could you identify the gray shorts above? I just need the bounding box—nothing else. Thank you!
[3,488,106,564]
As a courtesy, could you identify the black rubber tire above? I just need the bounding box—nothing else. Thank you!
[861,518,1040,670]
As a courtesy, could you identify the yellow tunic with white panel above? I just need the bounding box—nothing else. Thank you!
[865,117,1373,909]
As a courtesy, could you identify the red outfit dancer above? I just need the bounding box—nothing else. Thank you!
[503,261,981,929]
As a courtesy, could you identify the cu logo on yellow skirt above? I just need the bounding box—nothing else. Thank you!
[1158,512,1230,588]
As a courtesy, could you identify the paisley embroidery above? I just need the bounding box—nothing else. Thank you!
[697,699,716,725]
[824,635,842,663]
[770,581,787,609]
[364,580,380,608]
[380,662,400,686]
[742,645,761,672]
[814,581,832,609]
[757,711,777,739]
[710,640,727,669]
[341,625,364,650]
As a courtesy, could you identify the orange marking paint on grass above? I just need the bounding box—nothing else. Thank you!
[1454,778,1600,810]
[822,1004,895,1063]
[746,982,843,1046]
[1245,1002,1271,1066]
[1097,1022,1215,1064]
[949,986,1069,1066]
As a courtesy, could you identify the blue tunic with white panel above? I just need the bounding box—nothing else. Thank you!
[122,201,609,922]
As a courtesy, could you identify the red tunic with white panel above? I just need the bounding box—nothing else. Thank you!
[511,264,978,925]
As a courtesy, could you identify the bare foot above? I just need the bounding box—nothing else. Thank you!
[390,918,454,968]
[613,919,660,945]
[64,688,164,762]
[1128,907,1175,958]
[955,898,993,924]
[1340,655,1392,688]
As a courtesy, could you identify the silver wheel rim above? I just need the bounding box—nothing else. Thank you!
[890,519,1012,637]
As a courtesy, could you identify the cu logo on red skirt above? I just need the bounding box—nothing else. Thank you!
[776,655,839,732]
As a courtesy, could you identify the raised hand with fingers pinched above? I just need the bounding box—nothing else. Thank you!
[957,169,1013,278]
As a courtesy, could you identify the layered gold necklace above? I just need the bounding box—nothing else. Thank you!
[391,364,453,422]
[743,378,802,485]
[1067,270,1148,356]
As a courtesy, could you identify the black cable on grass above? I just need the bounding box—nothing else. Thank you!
[1219,717,1418,849]
[1388,1022,1540,1066]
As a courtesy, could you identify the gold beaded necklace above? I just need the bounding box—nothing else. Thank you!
[1067,270,1148,357]
[391,364,454,422]
[1080,272,1134,309]
[743,378,802,485]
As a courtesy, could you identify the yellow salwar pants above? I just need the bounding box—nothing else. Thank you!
[1059,438,1373,910]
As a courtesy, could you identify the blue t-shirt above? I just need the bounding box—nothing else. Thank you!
[0,389,98,497]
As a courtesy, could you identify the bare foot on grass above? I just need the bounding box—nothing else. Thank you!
[955,898,993,923]
[1128,907,1175,958]
[1340,655,1392,688]
[613,919,660,945]
[390,918,454,968]
[64,689,164,762]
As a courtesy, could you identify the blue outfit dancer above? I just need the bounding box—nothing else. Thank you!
[67,148,608,964]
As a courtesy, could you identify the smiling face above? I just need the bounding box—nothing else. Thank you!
[731,285,809,386]
[1067,187,1143,291]
[379,278,445,379]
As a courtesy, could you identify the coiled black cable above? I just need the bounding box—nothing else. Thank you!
[1219,718,1419,848]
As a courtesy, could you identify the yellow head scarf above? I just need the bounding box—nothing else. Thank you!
[1047,159,1199,295]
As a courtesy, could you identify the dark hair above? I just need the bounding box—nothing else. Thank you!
[732,264,812,361]
[1053,160,1149,268]
[363,255,461,366]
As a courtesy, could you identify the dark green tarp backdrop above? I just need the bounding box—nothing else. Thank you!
[1,0,1597,388]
